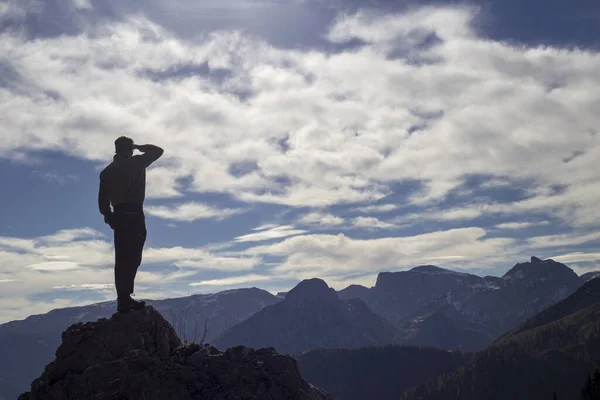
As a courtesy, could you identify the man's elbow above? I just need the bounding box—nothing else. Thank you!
[150,146,164,159]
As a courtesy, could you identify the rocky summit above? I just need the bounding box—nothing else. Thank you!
[18,306,331,400]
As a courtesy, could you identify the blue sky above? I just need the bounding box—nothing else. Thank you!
[1,0,600,323]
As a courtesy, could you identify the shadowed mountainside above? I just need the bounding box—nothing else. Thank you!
[402,277,600,400]
[214,279,400,355]
[339,257,586,349]
[297,345,471,400]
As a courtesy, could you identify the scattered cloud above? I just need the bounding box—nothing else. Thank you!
[175,256,259,271]
[0,6,597,220]
[298,212,345,227]
[232,225,307,243]
[242,227,517,277]
[351,216,396,230]
[145,202,245,222]
[252,224,279,231]
[73,0,93,10]
[548,252,600,264]
[27,261,81,271]
[353,204,399,213]
[526,231,600,249]
[189,274,271,287]
[52,283,113,290]
[495,221,551,230]
[39,228,104,243]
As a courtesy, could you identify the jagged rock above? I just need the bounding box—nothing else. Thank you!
[18,306,331,400]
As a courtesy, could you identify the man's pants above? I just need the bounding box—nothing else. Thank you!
[113,203,147,298]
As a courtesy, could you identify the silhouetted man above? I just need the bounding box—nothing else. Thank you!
[98,137,164,313]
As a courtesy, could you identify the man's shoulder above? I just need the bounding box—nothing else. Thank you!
[99,162,116,178]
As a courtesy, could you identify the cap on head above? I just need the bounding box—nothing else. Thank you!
[115,136,134,154]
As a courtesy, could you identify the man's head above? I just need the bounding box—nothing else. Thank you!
[115,136,134,157]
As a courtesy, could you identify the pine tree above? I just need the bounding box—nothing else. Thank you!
[582,375,593,400]
[592,369,600,400]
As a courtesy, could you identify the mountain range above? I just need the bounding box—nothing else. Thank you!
[295,274,600,400]
[340,257,583,349]
[2,257,598,400]
[213,278,400,354]
[402,276,600,400]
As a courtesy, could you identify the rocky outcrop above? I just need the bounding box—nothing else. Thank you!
[19,306,331,400]
[1,288,280,400]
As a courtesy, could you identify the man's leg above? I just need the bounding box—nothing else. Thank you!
[127,224,146,295]
[114,214,146,312]
[114,224,130,299]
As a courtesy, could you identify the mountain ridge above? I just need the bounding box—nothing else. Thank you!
[402,276,600,400]
[339,257,587,349]
[2,259,598,399]
[214,278,400,355]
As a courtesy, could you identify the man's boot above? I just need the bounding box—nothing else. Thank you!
[117,295,146,313]
[129,295,146,309]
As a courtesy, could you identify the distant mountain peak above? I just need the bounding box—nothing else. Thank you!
[579,271,600,284]
[503,257,577,281]
[286,278,339,303]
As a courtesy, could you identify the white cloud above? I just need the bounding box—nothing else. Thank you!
[145,167,188,199]
[252,224,279,231]
[189,274,271,287]
[394,206,489,224]
[2,6,596,221]
[353,204,399,213]
[39,228,104,243]
[326,7,475,44]
[175,256,259,271]
[233,225,307,242]
[351,216,396,230]
[298,212,345,227]
[27,261,81,271]
[145,202,245,222]
[242,228,517,277]
[73,0,93,10]
[53,283,113,290]
[549,252,600,264]
[0,237,36,252]
[526,231,600,249]
[495,221,550,230]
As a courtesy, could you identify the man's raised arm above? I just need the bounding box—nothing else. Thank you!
[133,144,164,168]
